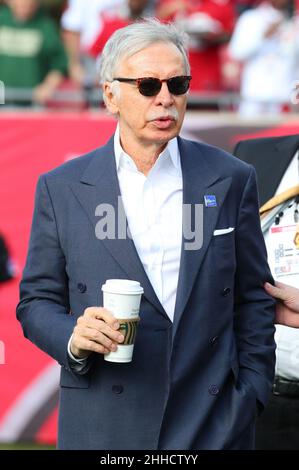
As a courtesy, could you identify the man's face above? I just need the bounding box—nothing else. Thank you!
[128,0,150,17]
[103,42,188,151]
[7,0,38,22]
[271,0,291,11]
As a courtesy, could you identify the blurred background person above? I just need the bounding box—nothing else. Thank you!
[157,0,236,93]
[61,0,125,87]
[89,0,156,59]
[42,0,66,21]
[0,232,14,284]
[233,0,261,15]
[0,0,67,105]
[235,134,299,449]
[229,0,299,116]
[61,0,157,88]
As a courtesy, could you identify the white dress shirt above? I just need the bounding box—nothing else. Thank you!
[114,125,183,321]
[264,151,299,380]
[68,125,183,364]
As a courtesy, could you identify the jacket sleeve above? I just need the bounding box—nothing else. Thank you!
[17,175,77,371]
[234,165,276,408]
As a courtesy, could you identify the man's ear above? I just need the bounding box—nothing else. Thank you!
[103,82,119,114]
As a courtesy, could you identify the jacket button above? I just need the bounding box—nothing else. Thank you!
[112,385,124,394]
[209,385,219,396]
[77,283,87,293]
[222,287,231,297]
[210,336,219,347]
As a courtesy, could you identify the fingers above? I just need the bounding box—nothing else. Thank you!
[81,307,124,343]
[74,326,119,350]
[84,306,120,329]
[71,307,124,357]
[264,282,286,301]
[80,317,124,343]
[71,336,111,355]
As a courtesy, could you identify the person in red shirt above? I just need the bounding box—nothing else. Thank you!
[157,0,236,92]
[89,0,153,58]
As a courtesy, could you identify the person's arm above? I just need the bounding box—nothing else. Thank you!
[60,0,86,85]
[234,166,276,409]
[62,30,85,85]
[264,281,299,328]
[156,0,187,21]
[190,0,236,47]
[33,70,64,105]
[17,175,77,369]
[17,175,124,372]
[33,19,68,104]
[229,13,274,61]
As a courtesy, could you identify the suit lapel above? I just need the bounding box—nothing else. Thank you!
[69,137,167,319]
[172,138,232,336]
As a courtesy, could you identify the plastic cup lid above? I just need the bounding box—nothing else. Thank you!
[101,279,144,295]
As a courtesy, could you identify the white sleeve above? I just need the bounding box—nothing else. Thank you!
[67,334,90,373]
[61,0,85,32]
[229,13,267,61]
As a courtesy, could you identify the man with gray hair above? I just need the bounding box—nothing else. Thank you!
[17,19,275,450]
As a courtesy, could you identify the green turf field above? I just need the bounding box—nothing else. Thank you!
[0,443,55,450]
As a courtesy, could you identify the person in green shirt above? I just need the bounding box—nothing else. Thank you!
[0,0,68,104]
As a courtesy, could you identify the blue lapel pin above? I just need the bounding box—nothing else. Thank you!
[204,195,217,207]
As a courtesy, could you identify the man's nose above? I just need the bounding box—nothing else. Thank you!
[154,82,174,107]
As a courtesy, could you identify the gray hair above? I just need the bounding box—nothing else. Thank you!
[98,18,190,85]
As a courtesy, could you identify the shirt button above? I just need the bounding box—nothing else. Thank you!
[209,385,219,396]
[77,283,87,293]
[210,336,219,347]
[112,385,124,394]
[222,287,231,297]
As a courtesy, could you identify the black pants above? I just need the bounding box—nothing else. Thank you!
[255,393,299,449]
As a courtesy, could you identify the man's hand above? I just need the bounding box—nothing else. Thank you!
[264,21,282,39]
[264,281,299,328]
[32,71,64,105]
[69,61,86,87]
[33,83,55,105]
[70,307,125,359]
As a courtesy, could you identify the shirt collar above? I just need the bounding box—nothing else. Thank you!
[114,123,181,174]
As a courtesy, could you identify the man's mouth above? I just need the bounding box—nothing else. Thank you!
[151,116,175,129]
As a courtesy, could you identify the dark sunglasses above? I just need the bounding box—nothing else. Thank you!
[113,75,192,96]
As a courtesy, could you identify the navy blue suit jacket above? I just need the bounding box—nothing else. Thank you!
[17,136,276,449]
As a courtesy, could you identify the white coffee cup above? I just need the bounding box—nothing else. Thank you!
[101,279,144,363]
